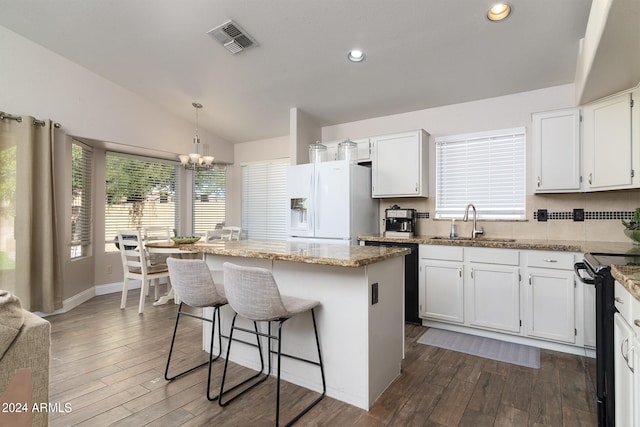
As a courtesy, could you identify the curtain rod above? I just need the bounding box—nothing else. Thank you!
[0,111,61,128]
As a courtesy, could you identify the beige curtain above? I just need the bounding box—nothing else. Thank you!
[0,116,62,312]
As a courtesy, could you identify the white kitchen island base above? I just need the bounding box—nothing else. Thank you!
[202,254,405,410]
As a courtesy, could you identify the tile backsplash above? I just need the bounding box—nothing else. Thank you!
[379,189,640,243]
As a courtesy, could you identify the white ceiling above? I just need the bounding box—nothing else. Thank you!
[0,0,593,143]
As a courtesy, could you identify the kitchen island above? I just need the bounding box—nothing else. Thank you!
[181,239,409,410]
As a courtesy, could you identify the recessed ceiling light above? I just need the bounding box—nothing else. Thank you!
[487,3,511,21]
[347,49,365,62]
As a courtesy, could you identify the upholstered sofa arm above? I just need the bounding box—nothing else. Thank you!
[0,293,51,427]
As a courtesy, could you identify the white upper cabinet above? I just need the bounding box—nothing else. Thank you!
[532,108,581,192]
[583,91,635,190]
[371,129,429,198]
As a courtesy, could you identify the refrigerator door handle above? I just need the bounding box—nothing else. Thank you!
[315,173,320,232]
[308,172,314,233]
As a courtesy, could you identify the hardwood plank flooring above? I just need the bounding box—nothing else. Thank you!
[47,292,597,426]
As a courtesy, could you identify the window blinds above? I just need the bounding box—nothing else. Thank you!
[241,159,289,240]
[104,152,180,249]
[193,166,227,236]
[71,141,93,258]
[435,127,525,220]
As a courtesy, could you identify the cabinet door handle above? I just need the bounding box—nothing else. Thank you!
[621,337,631,367]
[470,269,474,279]
[588,173,592,185]
[615,297,624,304]
[537,176,540,187]
[635,319,640,327]
[528,274,532,285]
[459,268,462,278]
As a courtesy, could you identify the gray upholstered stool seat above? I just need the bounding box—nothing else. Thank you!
[165,258,228,401]
[219,262,326,426]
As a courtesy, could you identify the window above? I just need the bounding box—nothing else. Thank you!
[71,141,93,258]
[104,152,180,251]
[435,127,525,220]
[241,159,288,240]
[193,166,226,235]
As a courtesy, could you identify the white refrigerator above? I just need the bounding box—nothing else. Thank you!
[287,160,378,245]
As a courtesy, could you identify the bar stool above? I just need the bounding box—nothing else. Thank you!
[219,262,326,426]
[164,258,228,401]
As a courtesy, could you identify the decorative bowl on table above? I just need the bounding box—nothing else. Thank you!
[171,236,201,244]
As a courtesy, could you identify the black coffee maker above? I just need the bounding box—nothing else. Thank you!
[384,205,416,238]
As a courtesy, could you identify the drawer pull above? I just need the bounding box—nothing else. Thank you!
[615,297,624,304]
[543,259,558,263]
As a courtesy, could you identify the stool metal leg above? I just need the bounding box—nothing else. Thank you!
[275,308,326,427]
[164,302,223,393]
[220,308,326,426]
[206,306,223,401]
[218,314,268,406]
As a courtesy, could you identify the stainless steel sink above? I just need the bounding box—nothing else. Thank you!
[429,236,516,243]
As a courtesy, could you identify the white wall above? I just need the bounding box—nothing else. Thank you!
[0,26,233,161]
[0,25,235,301]
[323,83,576,197]
[321,84,639,243]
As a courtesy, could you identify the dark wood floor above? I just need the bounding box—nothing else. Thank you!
[47,291,597,426]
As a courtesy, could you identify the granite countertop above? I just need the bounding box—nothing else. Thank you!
[180,239,410,267]
[359,234,640,301]
[358,234,640,254]
[611,265,640,302]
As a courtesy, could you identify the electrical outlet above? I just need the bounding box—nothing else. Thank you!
[106,265,112,274]
[372,282,378,305]
[573,208,585,222]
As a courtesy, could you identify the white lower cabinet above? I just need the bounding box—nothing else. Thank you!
[419,259,464,323]
[614,280,640,426]
[419,245,588,351]
[525,268,576,343]
[614,312,636,426]
[468,263,521,333]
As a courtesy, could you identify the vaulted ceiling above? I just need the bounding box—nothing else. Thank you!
[0,0,595,143]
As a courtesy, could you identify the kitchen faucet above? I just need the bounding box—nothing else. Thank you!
[463,203,484,238]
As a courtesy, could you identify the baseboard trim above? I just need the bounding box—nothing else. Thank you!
[38,279,165,317]
[37,287,96,318]
[95,281,138,296]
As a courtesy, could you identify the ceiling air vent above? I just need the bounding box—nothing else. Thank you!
[207,20,258,54]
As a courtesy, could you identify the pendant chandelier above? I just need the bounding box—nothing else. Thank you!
[178,102,215,171]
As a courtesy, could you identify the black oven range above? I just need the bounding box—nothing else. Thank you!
[575,252,640,427]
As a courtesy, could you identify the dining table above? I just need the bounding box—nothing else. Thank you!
[145,240,201,306]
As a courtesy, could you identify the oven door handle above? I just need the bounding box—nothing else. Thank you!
[574,262,595,284]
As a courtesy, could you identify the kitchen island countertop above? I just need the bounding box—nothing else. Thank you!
[181,239,409,267]
[193,238,406,410]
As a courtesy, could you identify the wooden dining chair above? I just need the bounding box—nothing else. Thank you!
[205,229,224,242]
[117,230,170,314]
[221,226,242,241]
[144,226,172,265]
[144,226,171,241]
